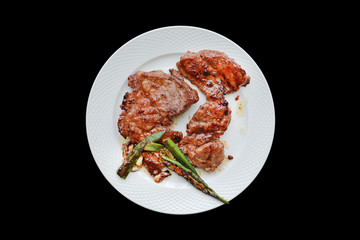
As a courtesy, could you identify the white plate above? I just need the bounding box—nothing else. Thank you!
[86,26,275,214]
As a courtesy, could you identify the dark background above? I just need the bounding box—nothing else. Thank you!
[66,19,305,220]
[62,17,306,219]
[20,5,340,234]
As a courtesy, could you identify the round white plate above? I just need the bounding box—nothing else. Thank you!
[86,26,275,214]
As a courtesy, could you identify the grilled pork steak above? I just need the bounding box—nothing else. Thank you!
[186,99,231,138]
[177,50,250,100]
[118,50,249,175]
[177,50,250,172]
[118,69,199,144]
[186,140,225,172]
[179,99,231,172]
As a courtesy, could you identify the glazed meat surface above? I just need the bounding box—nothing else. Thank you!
[176,50,250,171]
[186,99,231,137]
[142,152,171,183]
[183,140,225,172]
[179,100,231,172]
[118,69,199,143]
[177,50,250,100]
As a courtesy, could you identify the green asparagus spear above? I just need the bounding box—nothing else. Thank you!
[163,138,199,176]
[117,130,166,179]
[144,142,165,151]
[160,154,229,204]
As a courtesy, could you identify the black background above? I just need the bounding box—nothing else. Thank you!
[64,19,302,218]
[66,19,304,220]
[20,5,339,235]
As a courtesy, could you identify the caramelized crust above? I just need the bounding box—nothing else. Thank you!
[179,100,231,172]
[177,50,250,100]
[118,50,250,173]
[118,69,199,143]
[186,99,231,137]
[142,152,171,183]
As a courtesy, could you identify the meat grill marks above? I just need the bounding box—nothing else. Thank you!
[186,99,231,138]
[177,50,250,100]
[118,50,250,177]
[118,70,198,182]
[177,50,250,172]
[179,100,231,172]
[118,69,199,144]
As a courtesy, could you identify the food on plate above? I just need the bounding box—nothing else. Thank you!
[117,130,166,179]
[175,50,250,172]
[159,150,229,204]
[177,50,250,100]
[163,138,198,176]
[142,151,171,183]
[117,130,228,203]
[118,69,199,144]
[120,136,171,183]
[185,99,231,138]
[116,50,250,203]
[179,99,231,172]
[144,142,165,151]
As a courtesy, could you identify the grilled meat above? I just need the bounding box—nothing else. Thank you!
[142,152,171,183]
[176,50,250,171]
[177,50,250,100]
[118,50,250,175]
[121,143,171,182]
[118,69,199,144]
[186,99,231,137]
[179,100,231,172]
[183,140,225,172]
